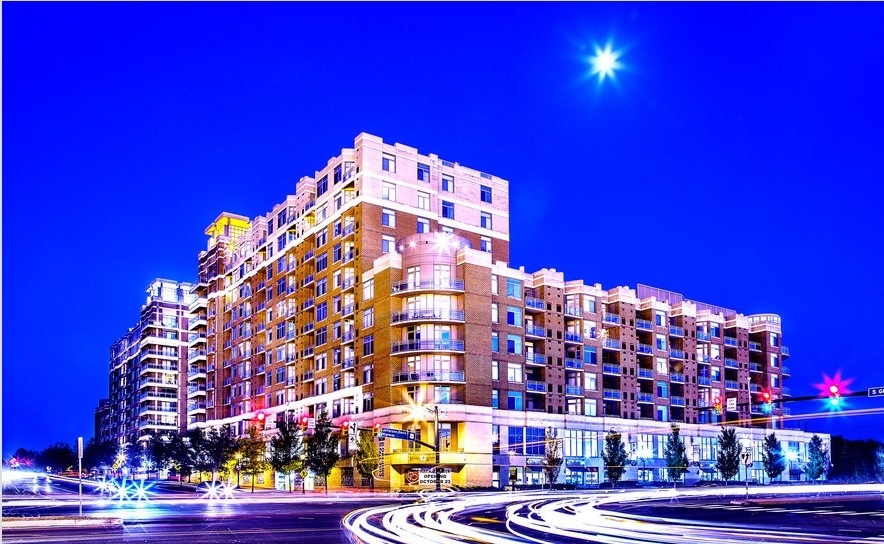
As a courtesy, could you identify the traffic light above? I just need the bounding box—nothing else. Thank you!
[341,421,350,434]
[712,397,723,414]
[373,423,382,436]
[761,391,773,414]
[828,384,841,407]
[299,415,309,430]
[253,411,266,429]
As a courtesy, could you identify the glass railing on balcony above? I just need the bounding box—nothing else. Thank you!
[342,330,356,343]
[636,319,653,331]
[602,313,620,325]
[141,362,178,373]
[140,390,177,401]
[669,326,684,337]
[342,304,355,317]
[670,373,685,383]
[302,274,315,286]
[671,396,686,406]
[781,346,790,357]
[286,330,297,340]
[724,336,738,347]
[603,389,622,399]
[526,380,546,393]
[342,251,355,263]
[698,376,712,386]
[724,358,739,368]
[392,309,466,324]
[564,358,583,370]
[391,279,464,293]
[392,370,466,383]
[637,343,653,355]
[257,302,266,312]
[749,341,762,351]
[669,349,685,359]
[342,223,356,236]
[602,364,621,375]
[782,386,791,396]
[303,249,314,261]
[391,340,465,353]
[140,378,178,389]
[286,377,297,386]
[637,392,654,403]
[525,297,544,311]
[526,352,546,365]
[187,315,207,329]
[302,346,315,357]
[301,298,314,310]
[565,385,584,396]
[287,352,297,362]
[697,331,711,342]
[342,357,356,370]
[725,380,740,390]
[603,339,621,350]
[749,362,762,372]
[187,384,202,395]
[749,383,761,392]
[342,276,356,289]
[302,371,314,381]
[564,331,582,343]
[637,368,654,379]
[782,366,790,375]
[187,402,207,412]
[188,365,207,376]
[287,285,297,294]
[188,349,207,361]
[564,306,582,318]
[525,324,545,337]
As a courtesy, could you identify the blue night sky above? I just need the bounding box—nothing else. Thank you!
[4,3,884,454]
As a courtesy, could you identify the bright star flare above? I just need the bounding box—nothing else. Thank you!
[589,43,622,83]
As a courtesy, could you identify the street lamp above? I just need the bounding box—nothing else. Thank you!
[409,404,442,492]
[786,450,798,482]
[234,452,242,488]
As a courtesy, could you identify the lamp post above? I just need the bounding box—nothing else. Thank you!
[786,451,798,482]
[234,452,242,488]
[431,406,441,492]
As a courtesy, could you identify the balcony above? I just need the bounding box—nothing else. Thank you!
[696,331,711,342]
[782,366,791,376]
[564,306,582,318]
[342,276,357,290]
[525,297,544,312]
[564,331,582,344]
[526,380,546,393]
[724,336,738,347]
[603,339,621,350]
[391,279,464,294]
[522,325,544,339]
[342,357,356,370]
[750,362,762,372]
[669,349,685,359]
[140,378,177,389]
[186,384,204,395]
[286,330,297,341]
[564,358,584,370]
[301,298,314,310]
[342,251,355,263]
[636,319,653,331]
[392,370,465,383]
[392,309,465,324]
[188,366,207,379]
[188,333,207,346]
[637,368,654,379]
[286,377,297,387]
[303,249,315,261]
[749,383,761,392]
[602,364,621,375]
[141,390,177,401]
[565,385,584,396]
[603,389,622,400]
[342,223,356,237]
[637,343,653,355]
[724,358,739,369]
[781,346,790,358]
[637,393,654,404]
[391,340,465,354]
[302,274,315,287]
[302,346,315,358]
[342,304,355,317]
[342,330,356,343]
[725,380,740,390]
[671,396,686,406]
[782,387,791,396]
[749,341,762,351]
[140,362,178,375]
[670,373,685,383]
[669,326,684,337]
[698,376,711,386]
[526,352,546,365]
[188,349,207,362]
[602,313,620,326]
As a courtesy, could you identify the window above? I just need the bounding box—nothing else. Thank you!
[382,235,396,254]
[382,183,396,201]
[363,334,374,356]
[277,258,286,274]
[656,381,669,398]
[382,208,396,227]
[657,406,669,422]
[441,226,453,234]
[491,303,498,323]
[363,308,374,328]
[526,428,545,455]
[769,333,779,347]
[507,426,524,453]
[506,334,522,355]
[480,185,492,203]
[584,347,597,365]
[316,252,328,272]
[417,191,430,210]
[334,164,342,183]
[655,334,667,351]
[277,278,287,297]
[583,296,596,314]
[491,389,499,408]
[491,274,498,295]
[480,236,492,253]
[434,386,451,404]
[417,162,430,182]
[441,200,454,219]
[316,326,327,346]
[507,393,523,411]
[316,231,327,247]
[492,361,499,380]
[442,174,454,192]
[382,153,396,173]
[507,306,522,327]
[507,363,523,383]
[316,278,328,297]
[417,217,430,233]
[363,279,374,301]
[655,311,665,327]
[317,175,329,197]
[333,244,341,262]
[316,302,328,321]
[770,354,779,368]
[481,212,492,229]
[506,278,522,299]
[656,357,667,374]
[491,332,499,352]
[586,374,598,391]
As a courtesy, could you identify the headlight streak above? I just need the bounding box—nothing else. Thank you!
[343,485,884,544]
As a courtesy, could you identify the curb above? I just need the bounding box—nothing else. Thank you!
[3,517,123,529]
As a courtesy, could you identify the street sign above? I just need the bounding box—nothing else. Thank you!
[726,397,737,411]
[300,469,308,478]
[869,386,884,398]
[378,428,416,441]
[348,423,359,451]
[307,418,316,429]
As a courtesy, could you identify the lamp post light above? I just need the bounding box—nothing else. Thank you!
[234,452,242,489]
[786,450,798,482]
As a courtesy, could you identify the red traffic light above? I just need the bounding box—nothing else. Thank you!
[761,391,772,402]
[829,384,840,395]
[256,412,266,422]
[299,416,309,427]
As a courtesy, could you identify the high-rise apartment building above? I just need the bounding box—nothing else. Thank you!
[100,279,195,447]
[181,133,818,489]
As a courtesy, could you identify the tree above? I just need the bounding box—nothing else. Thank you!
[830,436,884,482]
[305,407,340,493]
[166,433,192,484]
[806,435,828,482]
[204,427,238,481]
[602,430,629,488]
[39,442,76,473]
[716,428,742,484]
[664,425,689,486]
[269,420,304,492]
[542,428,563,488]
[186,428,211,479]
[762,432,786,482]
[11,448,40,468]
[82,439,117,474]
[146,433,173,479]
[238,426,270,493]
[354,429,379,491]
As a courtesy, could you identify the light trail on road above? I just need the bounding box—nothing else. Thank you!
[342,485,884,544]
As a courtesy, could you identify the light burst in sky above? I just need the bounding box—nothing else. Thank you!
[589,43,622,83]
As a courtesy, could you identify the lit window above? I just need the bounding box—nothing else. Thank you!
[480,185,492,203]
[507,306,522,326]
[363,308,374,328]
[382,153,396,173]
[363,278,374,301]
[506,278,521,299]
[491,274,498,295]
[491,332,499,352]
[317,175,329,197]
[492,361,499,380]
[441,226,453,234]
[507,363,523,383]
[491,303,498,323]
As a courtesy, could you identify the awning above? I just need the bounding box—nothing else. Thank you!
[701,467,717,474]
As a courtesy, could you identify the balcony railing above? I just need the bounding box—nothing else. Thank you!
[749,383,761,392]
[392,370,465,383]
[526,353,545,365]
[636,319,653,331]
[342,276,357,290]
[564,306,582,318]
[342,357,356,370]
[391,340,465,353]
[637,368,654,379]
[602,364,621,375]
[698,377,712,386]
[782,387,791,396]
[697,331,711,342]
[725,380,740,390]
[564,358,583,370]
[603,389,622,400]
[749,341,762,351]
[669,349,685,359]
[637,343,653,355]
[724,336,738,347]
[392,309,464,323]
[602,313,620,325]
[724,358,739,368]
[670,373,685,383]
[603,339,621,350]
[637,393,654,403]
[782,366,790,375]
[564,331,582,343]
[342,330,356,343]
[525,297,544,311]
[750,362,762,372]
[565,385,584,396]
[669,326,684,337]
[525,324,545,337]
[781,346,790,357]
[526,380,546,393]
[391,279,464,294]
[671,396,686,406]
[188,349,207,361]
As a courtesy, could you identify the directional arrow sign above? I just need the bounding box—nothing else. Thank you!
[378,428,416,441]
[869,386,884,398]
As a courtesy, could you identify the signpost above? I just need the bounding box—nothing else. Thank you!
[378,428,416,441]
[726,397,737,412]
[868,386,884,398]
[741,448,752,502]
